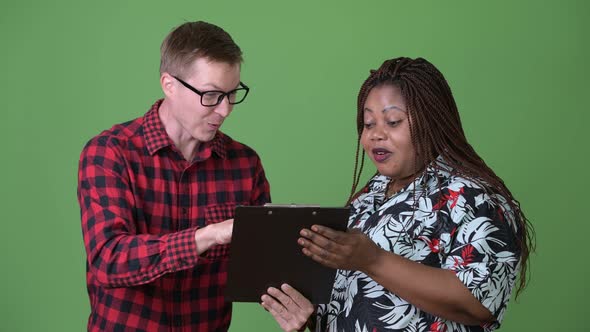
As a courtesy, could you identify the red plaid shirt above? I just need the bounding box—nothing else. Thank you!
[77,100,271,331]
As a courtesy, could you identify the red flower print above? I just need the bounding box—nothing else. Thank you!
[430,321,447,332]
[461,244,475,266]
[428,238,441,253]
[433,187,464,210]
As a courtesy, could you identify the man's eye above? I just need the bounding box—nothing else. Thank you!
[204,92,222,101]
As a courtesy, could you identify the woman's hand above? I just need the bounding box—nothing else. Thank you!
[261,284,314,332]
[299,225,382,273]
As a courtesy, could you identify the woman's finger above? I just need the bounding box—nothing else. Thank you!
[311,225,345,243]
[300,228,330,247]
[261,293,293,321]
[281,284,315,317]
[262,287,310,331]
[261,301,295,331]
[302,247,339,269]
[266,287,307,317]
[299,236,336,259]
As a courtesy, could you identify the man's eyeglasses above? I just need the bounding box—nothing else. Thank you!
[173,75,249,107]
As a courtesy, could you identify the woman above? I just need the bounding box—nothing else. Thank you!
[261,57,534,331]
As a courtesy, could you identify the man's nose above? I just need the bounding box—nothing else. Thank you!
[214,97,233,118]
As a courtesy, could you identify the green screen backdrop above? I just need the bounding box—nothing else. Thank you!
[1,0,588,331]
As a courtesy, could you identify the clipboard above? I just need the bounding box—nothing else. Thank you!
[225,204,349,304]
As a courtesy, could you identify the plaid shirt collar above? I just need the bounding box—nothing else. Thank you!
[143,99,228,160]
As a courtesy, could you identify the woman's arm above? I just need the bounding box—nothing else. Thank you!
[299,226,494,325]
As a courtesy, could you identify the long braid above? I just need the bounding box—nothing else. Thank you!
[347,74,380,203]
[347,57,535,298]
[348,137,365,202]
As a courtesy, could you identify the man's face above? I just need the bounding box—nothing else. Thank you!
[169,57,241,144]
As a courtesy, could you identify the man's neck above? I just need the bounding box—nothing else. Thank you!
[158,99,201,161]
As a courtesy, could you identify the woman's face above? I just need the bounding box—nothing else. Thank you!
[360,84,417,181]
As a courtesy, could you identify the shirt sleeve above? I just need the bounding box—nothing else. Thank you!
[441,189,520,330]
[249,155,271,205]
[77,136,200,288]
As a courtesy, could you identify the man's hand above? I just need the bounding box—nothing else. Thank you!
[261,284,314,332]
[194,218,234,254]
[210,218,234,245]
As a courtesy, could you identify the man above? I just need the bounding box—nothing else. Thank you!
[77,21,271,331]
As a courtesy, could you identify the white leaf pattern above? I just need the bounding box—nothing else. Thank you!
[374,293,418,329]
[316,157,520,332]
[362,277,386,299]
[457,217,505,255]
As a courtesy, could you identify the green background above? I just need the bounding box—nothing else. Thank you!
[1,0,588,331]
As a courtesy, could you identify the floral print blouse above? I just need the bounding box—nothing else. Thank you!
[316,159,521,332]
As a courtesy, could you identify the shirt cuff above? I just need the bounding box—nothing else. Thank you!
[161,227,200,272]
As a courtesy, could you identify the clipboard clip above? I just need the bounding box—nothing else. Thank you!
[263,203,321,208]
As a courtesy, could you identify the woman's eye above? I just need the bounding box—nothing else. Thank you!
[388,120,401,127]
[364,123,374,129]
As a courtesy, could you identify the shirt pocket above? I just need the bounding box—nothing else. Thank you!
[203,203,237,260]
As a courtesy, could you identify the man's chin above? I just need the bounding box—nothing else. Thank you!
[195,131,218,143]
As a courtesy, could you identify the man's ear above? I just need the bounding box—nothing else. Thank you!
[160,72,175,98]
